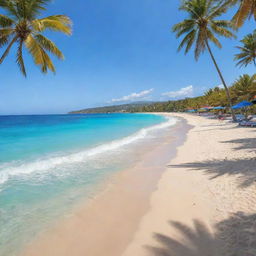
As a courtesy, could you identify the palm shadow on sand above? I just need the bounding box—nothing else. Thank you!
[146,212,256,256]
[221,137,256,151]
[146,220,218,256]
[168,158,256,188]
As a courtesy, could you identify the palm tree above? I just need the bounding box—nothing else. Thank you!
[234,30,256,67]
[172,0,237,121]
[228,0,256,28]
[231,74,256,101]
[204,86,228,106]
[0,0,72,77]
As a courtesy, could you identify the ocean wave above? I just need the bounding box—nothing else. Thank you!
[0,116,177,186]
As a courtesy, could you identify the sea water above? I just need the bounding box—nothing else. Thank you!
[0,113,177,256]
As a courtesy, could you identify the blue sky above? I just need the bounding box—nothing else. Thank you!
[0,0,254,115]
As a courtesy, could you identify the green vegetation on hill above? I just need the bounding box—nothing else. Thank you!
[132,74,256,113]
[69,102,154,114]
[70,73,256,114]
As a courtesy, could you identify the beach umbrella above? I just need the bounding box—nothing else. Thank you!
[232,100,253,109]
[201,106,213,110]
[213,106,225,110]
[199,106,213,112]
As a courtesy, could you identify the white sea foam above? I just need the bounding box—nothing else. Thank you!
[0,116,177,186]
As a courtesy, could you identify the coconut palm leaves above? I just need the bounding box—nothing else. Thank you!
[231,74,256,101]
[172,0,237,120]
[0,0,72,76]
[229,0,256,27]
[173,0,235,59]
[204,86,228,106]
[235,30,256,67]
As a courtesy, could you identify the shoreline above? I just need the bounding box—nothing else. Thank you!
[21,113,256,256]
[124,113,256,256]
[22,114,188,256]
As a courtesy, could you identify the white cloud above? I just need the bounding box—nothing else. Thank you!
[110,88,154,103]
[162,85,193,98]
[217,84,224,89]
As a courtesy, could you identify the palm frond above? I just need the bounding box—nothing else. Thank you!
[234,30,256,67]
[34,34,64,59]
[0,0,19,19]
[173,19,195,31]
[184,30,197,53]
[0,14,15,27]
[32,15,72,35]
[16,38,26,76]
[207,29,222,48]
[0,35,9,46]
[232,0,255,27]
[0,27,15,36]
[208,0,230,19]
[26,0,51,19]
[211,19,234,29]
[0,28,14,47]
[25,34,55,73]
[0,35,18,64]
[178,29,196,53]
[210,21,236,38]
[195,29,206,60]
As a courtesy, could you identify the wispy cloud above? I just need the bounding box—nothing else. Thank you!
[217,84,224,89]
[110,88,154,103]
[162,85,193,99]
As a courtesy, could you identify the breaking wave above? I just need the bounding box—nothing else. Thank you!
[0,116,177,186]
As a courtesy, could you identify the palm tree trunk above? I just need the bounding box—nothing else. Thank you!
[205,40,237,121]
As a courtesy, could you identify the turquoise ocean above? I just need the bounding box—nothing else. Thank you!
[0,113,177,256]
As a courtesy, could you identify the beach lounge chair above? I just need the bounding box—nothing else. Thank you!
[239,121,256,127]
[236,116,253,123]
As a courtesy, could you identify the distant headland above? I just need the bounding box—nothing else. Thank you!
[68,102,154,114]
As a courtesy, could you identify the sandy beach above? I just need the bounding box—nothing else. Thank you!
[22,114,188,256]
[22,113,256,256]
[1,0,254,255]
[124,113,256,256]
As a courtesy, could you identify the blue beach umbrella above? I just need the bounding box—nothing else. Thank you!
[187,109,196,113]
[199,106,213,112]
[213,106,225,110]
[232,101,253,109]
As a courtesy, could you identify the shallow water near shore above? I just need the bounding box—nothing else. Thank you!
[0,113,177,256]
